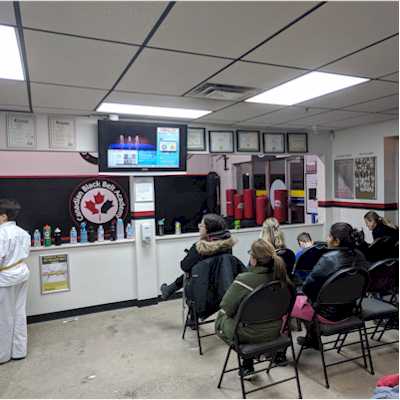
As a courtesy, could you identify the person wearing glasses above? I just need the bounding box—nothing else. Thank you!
[160,214,235,300]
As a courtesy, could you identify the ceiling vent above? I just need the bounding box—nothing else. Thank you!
[189,83,255,101]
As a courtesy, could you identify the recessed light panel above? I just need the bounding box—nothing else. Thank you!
[0,25,24,81]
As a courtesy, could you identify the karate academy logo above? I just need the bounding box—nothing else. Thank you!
[70,178,128,224]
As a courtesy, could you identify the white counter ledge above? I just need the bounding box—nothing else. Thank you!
[30,238,135,252]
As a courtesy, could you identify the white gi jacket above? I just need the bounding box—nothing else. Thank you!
[0,221,31,287]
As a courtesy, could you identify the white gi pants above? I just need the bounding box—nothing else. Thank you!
[0,280,28,363]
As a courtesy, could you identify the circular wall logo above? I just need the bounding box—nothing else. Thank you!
[70,178,128,225]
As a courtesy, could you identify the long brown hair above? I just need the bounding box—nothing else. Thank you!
[250,239,289,284]
[260,217,285,249]
[364,211,397,229]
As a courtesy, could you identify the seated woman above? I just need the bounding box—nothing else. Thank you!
[364,211,399,243]
[215,239,291,376]
[160,214,235,300]
[291,222,369,349]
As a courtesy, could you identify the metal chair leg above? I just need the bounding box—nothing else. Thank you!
[290,335,303,399]
[362,323,375,375]
[182,308,190,340]
[217,346,232,388]
[316,324,329,389]
[371,319,382,340]
[192,307,203,355]
[333,333,342,350]
[266,359,273,374]
[377,319,390,342]
[237,352,246,399]
[337,333,348,354]
[358,328,368,370]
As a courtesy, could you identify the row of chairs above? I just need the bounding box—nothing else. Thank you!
[182,259,398,398]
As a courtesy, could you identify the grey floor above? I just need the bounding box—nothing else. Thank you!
[0,299,398,399]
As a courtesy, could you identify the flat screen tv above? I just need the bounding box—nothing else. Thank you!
[98,120,187,173]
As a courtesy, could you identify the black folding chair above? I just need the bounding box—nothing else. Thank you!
[277,248,296,276]
[296,268,373,389]
[217,281,302,399]
[366,236,397,262]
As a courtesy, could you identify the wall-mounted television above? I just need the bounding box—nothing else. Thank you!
[98,120,187,174]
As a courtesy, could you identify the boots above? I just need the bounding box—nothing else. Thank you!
[160,282,178,300]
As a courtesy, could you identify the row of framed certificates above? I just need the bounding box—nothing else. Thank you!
[188,128,308,153]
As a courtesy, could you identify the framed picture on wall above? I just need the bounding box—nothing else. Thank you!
[263,132,285,153]
[287,132,308,153]
[354,156,376,199]
[187,127,206,151]
[6,113,37,149]
[236,130,260,152]
[49,116,76,149]
[334,158,354,199]
[209,130,234,153]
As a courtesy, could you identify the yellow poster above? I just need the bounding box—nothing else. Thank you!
[40,254,70,294]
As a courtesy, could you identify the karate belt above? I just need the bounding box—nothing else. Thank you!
[0,259,26,271]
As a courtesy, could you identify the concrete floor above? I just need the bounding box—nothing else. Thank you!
[0,299,398,399]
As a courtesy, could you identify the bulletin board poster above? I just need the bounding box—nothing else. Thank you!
[40,254,70,294]
[334,159,354,199]
[355,157,376,199]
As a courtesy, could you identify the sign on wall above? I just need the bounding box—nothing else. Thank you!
[6,113,37,149]
[334,158,354,199]
[49,117,76,149]
[355,156,376,199]
[40,254,70,294]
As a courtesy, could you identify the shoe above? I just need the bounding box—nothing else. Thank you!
[273,352,288,366]
[297,336,319,350]
[239,366,255,378]
[160,282,178,300]
[11,356,26,361]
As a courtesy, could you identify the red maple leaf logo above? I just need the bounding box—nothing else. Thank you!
[94,192,104,204]
[84,200,99,215]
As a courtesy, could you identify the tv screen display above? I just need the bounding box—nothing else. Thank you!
[98,120,187,173]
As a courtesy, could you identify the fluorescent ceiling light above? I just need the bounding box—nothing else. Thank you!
[97,102,211,119]
[0,25,24,81]
[245,71,369,106]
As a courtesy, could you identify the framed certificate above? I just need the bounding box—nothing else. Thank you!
[40,254,71,295]
[6,113,37,149]
[209,130,234,153]
[263,133,285,153]
[287,132,308,153]
[49,116,76,149]
[187,127,206,151]
[236,130,260,152]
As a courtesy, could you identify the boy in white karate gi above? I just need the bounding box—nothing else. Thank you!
[0,199,31,364]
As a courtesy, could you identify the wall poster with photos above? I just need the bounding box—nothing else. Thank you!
[354,156,376,199]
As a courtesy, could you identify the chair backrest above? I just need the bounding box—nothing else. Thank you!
[367,236,397,262]
[368,258,399,295]
[234,281,295,330]
[293,243,329,273]
[276,248,296,275]
[316,267,369,308]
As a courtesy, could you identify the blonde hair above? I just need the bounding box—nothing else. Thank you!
[250,239,288,283]
[260,217,285,249]
[364,211,398,230]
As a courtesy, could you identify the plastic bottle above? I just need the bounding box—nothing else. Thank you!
[97,225,104,242]
[126,223,134,239]
[70,227,78,244]
[117,218,124,240]
[80,222,88,243]
[110,220,117,241]
[88,225,96,243]
[157,219,165,236]
[175,221,181,235]
[33,229,41,247]
[43,225,52,247]
[54,227,62,246]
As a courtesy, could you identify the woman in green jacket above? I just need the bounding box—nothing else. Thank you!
[215,239,290,376]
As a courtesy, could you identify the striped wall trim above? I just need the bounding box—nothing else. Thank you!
[131,211,155,219]
[234,280,253,291]
[318,201,398,210]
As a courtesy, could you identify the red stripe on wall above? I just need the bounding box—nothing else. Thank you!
[318,201,398,210]
[131,211,155,218]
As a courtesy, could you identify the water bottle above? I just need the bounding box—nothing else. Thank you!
[110,220,117,241]
[70,227,78,244]
[97,225,104,242]
[54,227,62,246]
[43,225,52,247]
[175,221,181,235]
[88,225,96,243]
[33,229,41,247]
[117,218,124,240]
[157,219,165,236]
[126,223,134,239]
[80,222,88,243]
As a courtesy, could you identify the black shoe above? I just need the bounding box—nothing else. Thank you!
[160,282,177,300]
[239,366,255,378]
[273,352,288,366]
[297,336,319,350]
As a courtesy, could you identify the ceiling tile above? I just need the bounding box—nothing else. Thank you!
[300,80,398,109]
[115,48,230,95]
[150,1,314,58]
[284,109,369,126]
[107,91,233,111]
[242,106,324,126]
[380,72,399,82]
[0,79,29,109]
[20,1,166,44]
[25,30,136,89]
[380,107,399,115]
[210,61,305,90]
[320,113,397,130]
[198,103,281,123]
[33,107,93,116]
[321,36,399,79]
[31,83,107,110]
[0,2,15,25]
[342,95,398,113]
[245,2,398,69]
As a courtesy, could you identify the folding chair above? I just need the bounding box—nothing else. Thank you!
[276,248,296,276]
[366,236,397,262]
[296,267,373,389]
[217,281,302,399]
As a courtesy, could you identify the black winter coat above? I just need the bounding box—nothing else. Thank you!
[372,223,399,242]
[303,247,369,321]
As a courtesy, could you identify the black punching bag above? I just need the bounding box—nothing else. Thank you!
[206,172,221,214]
